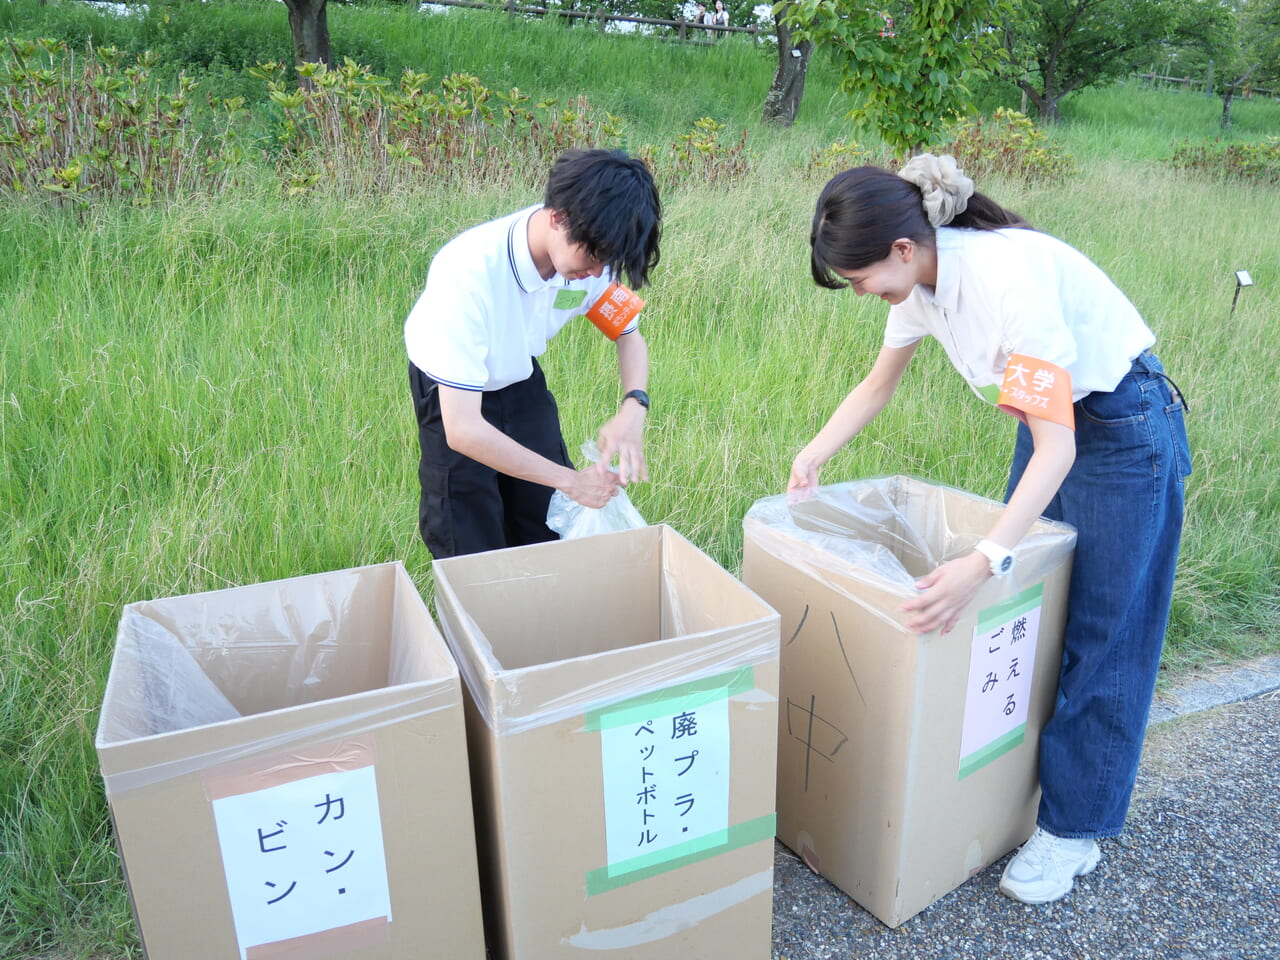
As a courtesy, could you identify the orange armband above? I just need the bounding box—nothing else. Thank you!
[585,282,644,341]
[997,354,1075,429]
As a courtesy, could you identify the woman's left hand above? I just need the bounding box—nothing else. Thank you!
[900,552,991,634]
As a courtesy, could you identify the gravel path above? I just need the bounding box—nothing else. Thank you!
[770,687,1280,960]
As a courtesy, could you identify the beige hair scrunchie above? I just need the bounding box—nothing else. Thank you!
[897,154,974,227]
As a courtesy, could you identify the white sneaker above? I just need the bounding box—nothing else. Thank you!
[998,827,1101,904]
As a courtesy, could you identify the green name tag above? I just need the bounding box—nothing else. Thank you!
[554,289,588,310]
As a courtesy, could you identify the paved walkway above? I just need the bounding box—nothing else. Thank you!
[770,656,1280,960]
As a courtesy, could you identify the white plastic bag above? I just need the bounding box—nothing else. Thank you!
[546,440,647,539]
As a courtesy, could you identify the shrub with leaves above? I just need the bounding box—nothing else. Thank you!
[645,116,752,190]
[252,58,627,196]
[806,138,898,176]
[0,37,244,204]
[944,107,1075,183]
[1170,137,1280,186]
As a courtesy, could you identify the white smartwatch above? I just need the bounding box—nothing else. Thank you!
[974,539,1015,578]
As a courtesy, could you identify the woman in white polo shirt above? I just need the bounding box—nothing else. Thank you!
[788,155,1190,905]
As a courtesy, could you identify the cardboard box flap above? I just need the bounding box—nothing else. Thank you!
[745,475,1076,603]
[434,525,779,737]
[105,563,402,719]
[96,562,462,795]
[448,616,777,738]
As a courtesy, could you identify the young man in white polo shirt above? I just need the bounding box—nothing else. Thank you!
[405,149,661,558]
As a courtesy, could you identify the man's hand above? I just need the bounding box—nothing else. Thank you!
[561,461,622,509]
[597,402,648,486]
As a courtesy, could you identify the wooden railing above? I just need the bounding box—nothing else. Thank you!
[1136,72,1276,99]
[422,0,764,41]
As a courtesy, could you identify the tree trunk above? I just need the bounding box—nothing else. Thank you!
[282,0,334,81]
[1221,63,1265,131]
[1019,81,1062,124]
[761,6,812,126]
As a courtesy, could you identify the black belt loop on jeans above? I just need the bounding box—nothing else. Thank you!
[1133,349,1191,412]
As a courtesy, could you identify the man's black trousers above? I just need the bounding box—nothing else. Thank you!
[409,359,571,559]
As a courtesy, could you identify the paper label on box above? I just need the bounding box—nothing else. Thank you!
[210,765,392,960]
[959,584,1044,780]
[594,672,742,884]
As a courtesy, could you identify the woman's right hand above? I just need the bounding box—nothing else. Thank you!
[787,449,823,501]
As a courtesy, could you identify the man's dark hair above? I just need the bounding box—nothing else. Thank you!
[544,149,662,289]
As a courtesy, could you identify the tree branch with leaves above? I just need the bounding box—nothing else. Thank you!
[784,0,1011,155]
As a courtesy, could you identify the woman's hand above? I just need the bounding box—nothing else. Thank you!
[900,551,991,634]
[787,449,823,502]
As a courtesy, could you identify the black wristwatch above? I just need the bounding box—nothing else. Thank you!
[623,389,651,411]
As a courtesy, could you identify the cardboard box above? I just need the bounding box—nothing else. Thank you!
[95,562,486,960]
[432,525,780,960]
[741,476,1076,927]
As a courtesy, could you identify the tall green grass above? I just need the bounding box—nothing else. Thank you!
[3,3,1280,958]
[1056,80,1280,159]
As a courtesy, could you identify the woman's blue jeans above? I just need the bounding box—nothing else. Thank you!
[1005,351,1191,838]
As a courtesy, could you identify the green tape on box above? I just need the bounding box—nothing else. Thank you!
[976,583,1043,636]
[583,667,755,733]
[585,813,776,896]
[958,723,1027,780]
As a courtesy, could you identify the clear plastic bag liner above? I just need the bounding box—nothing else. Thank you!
[433,530,779,737]
[546,487,647,539]
[95,562,458,793]
[546,439,648,539]
[744,475,1076,630]
[100,606,243,741]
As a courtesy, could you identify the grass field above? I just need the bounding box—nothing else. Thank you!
[2,2,1280,956]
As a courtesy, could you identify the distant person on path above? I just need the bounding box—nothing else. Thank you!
[710,0,730,31]
[789,155,1191,904]
[405,149,661,559]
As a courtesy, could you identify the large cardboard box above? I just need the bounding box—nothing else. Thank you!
[432,525,781,960]
[742,476,1077,928]
[95,562,486,960]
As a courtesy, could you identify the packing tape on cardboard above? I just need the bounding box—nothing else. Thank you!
[584,813,776,896]
[438,617,779,738]
[582,667,755,732]
[202,735,376,801]
[99,695,454,796]
[569,866,774,949]
[512,630,777,737]
[245,916,390,960]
